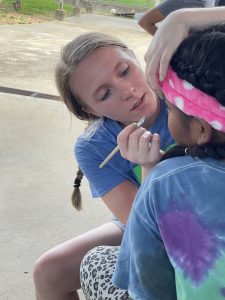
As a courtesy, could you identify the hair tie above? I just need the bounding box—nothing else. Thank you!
[73,178,81,188]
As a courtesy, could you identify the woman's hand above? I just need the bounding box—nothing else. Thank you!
[117,124,164,175]
[145,6,225,93]
[145,10,190,94]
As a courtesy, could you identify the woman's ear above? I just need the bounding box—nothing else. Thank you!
[192,118,212,145]
[81,105,101,117]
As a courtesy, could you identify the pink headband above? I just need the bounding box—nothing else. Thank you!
[161,67,225,133]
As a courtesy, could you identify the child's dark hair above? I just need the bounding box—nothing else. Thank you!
[163,24,225,161]
[72,167,83,210]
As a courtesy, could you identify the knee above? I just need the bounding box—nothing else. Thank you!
[33,251,60,289]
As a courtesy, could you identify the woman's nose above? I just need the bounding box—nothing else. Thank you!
[120,85,136,101]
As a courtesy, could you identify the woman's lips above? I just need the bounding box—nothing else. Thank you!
[131,95,144,111]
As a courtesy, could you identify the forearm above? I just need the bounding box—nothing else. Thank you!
[138,7,165,36]
[141,164,156,182]
[173,7,225,31]
[138,19,158,35]
[141,152,164,182]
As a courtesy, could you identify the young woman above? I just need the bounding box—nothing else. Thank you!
[32,32,173,300]
[113,24,225,300]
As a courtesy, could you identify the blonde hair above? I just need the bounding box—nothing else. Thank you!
[56,32,134,210]
[72,167,83,210]
[55,32,131,122]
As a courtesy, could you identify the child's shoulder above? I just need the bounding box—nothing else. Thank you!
[149,156,225,183]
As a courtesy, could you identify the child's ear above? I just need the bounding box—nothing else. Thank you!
[193,118,212,145]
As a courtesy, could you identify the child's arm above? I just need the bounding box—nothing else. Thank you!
[138,6,165,36]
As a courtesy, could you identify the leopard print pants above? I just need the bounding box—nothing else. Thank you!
[80,246,129,300]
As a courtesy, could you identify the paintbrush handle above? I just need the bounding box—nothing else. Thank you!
[99,145,120,169]
[99,116,146,169]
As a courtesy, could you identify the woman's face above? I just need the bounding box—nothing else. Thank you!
[70,46,158,125]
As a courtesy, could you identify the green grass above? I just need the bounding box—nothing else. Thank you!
[1,0,156,19]
[1,0,73,16]
[96,0,155,8]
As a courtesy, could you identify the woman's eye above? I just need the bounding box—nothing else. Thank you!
[100,89,111,101]
[120,66,129,77]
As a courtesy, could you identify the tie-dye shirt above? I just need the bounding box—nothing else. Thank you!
[113,155,225,300]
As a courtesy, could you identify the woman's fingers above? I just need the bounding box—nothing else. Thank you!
[145,59,160,93]
[127,128,146,159]
[145,11,190,93]
[118,126,162,167]
[148,133,161,163]
[139,131,152,155]
[117,125,146,160]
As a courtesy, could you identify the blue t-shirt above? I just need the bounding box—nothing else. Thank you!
[157,0,218,17]
[75,99,173,198]
[113,155,225,300]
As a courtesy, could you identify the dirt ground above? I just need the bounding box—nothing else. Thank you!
[0,12,52,24]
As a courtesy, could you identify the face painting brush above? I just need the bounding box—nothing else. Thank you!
[99,116,146,169]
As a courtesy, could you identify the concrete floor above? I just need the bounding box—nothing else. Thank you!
[0,14,150,299]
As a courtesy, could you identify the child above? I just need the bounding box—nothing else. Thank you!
[113,24,225,300]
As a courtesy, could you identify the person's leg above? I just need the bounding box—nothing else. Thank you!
[80,245,129,300]
[33,222,123,300]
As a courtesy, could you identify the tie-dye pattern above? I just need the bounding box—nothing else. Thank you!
[113,156,225,300]
[159,209,217,284]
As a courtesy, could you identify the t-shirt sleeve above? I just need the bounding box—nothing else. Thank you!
[157,0,205,17]
[75,137,131,198]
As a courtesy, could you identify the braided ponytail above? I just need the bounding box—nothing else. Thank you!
[72,167,84,210]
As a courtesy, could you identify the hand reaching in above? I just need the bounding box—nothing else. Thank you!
[145,11,189,94]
